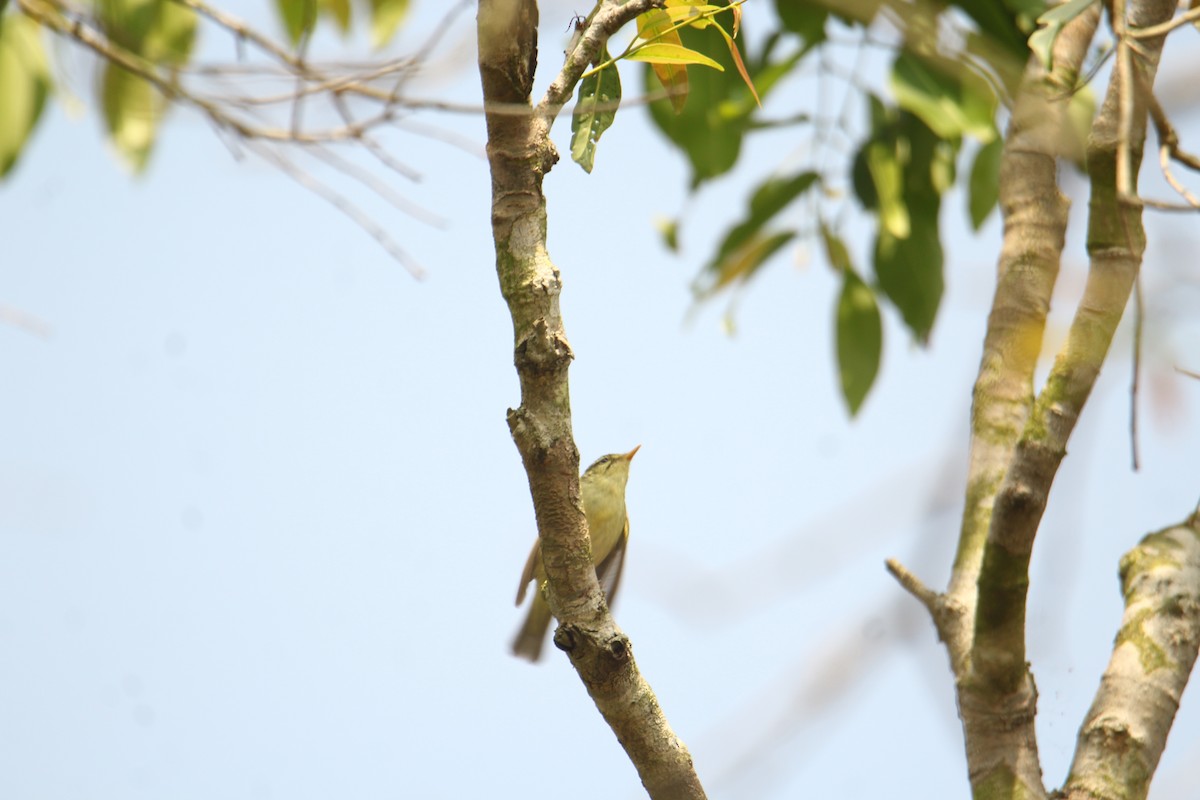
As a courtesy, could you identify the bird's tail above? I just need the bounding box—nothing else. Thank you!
[511,595,553,662]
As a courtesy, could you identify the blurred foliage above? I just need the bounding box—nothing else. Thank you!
[3,0,1082,414]
[0,12,50,177]
[0,0,410,177]
[646,0,1056,412]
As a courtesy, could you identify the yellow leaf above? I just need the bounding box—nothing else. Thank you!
[635,9,691,113]
[627,42,724,70]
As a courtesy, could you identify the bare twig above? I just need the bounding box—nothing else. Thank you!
[302,143,446,227]
[1144,89,1200,208]
[247,140,426,278]
[1130,275,1143,470]
[1129,3,1200,37]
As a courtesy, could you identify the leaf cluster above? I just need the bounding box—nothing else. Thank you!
[641,0,1077,414]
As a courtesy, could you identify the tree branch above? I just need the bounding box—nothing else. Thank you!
[476,2,704,797]
[535,0,664,124]
[945,3,1101,673]
[960,1,1178,797]
[1062,512,1200,800]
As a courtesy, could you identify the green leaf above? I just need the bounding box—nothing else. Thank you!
[95,0,158,53]
[890,51,997,143]
[369,0,408,48]
[320,0,352,33]
[275,0,317,45]
[968,138,1002,229]
[646,7,762,187]
[950,0,1036,59]
[820,223,852,273]
[101,63,163,172]
[0,13,51,178]
[570,55,622,173]
[874,221,942,343]
[92,0,195,64]
[772,0,828,45]
[872,113,946,342]
[141,0,197,66]
[713,171,818,263]
[694,230,795,299]
[866,140,909,238]
[1028,0,1096,70]
[693,171,817,297]
[835,269,882,416]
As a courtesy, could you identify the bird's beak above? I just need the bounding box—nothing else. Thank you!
[623,445,641,461]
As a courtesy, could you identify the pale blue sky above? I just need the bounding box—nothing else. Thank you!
[3,2,1200,798]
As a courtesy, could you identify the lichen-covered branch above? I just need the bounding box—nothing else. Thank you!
[887,7,1099,796]
[477,2,703,797]
[973,0,1177,685]
[956,1,1180,797]
[1063,512,1200,800]
[945,4,1100,667]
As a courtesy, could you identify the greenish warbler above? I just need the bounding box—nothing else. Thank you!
[511,445,640,661]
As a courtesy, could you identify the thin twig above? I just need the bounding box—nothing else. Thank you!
[330,92,423,181]
[1114,0,1134,200]
[1129,3,1200,38]
[1130,274,1143,470]
[1144,89,1200,208]
[884,559,939,618]
[171,0,310,74]
[302,143,446,226]
[249,140,426,278]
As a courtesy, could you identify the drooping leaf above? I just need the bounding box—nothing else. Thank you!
[709,16,760,107]
[874,222,942,343]
[870,112,947,343]
[835,268,882,416]
[820,223,852,273]
[369,0,408,48]
[275,0,317,46]
[101,63,164,172]
[570,53,622,173]
[637,8,690,112]
[694,229,795,299]
[0,13,51,178]
[646,7,770,186]
[712,171,818,262]
[968,137,1002,229]
[141,0,197,66]
[694,171,818,297]
[865,139,909,238]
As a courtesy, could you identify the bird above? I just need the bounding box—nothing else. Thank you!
[511,445,640,661]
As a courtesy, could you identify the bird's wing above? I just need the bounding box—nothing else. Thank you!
[515,539,541,606]
[595,517,629,609]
